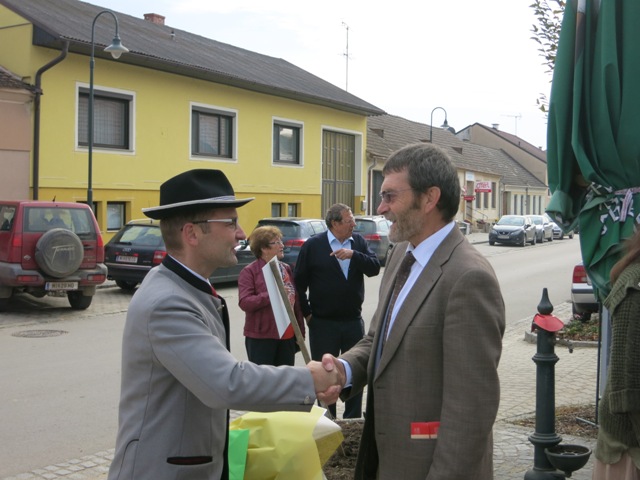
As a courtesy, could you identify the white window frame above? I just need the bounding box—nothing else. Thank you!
[272,117,304,167]
[190,102,238,162]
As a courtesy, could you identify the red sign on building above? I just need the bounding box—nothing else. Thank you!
[475,181,492,193]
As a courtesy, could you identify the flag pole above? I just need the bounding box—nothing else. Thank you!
[268,261,311,364]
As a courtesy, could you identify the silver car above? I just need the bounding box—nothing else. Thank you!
[531,215,554,243]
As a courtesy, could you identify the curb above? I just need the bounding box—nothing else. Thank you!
[523,330,598,348]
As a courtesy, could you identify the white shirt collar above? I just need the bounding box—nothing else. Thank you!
[406,221,456,268]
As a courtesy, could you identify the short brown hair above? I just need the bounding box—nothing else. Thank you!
[249,226,282,259]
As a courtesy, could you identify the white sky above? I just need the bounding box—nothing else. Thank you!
[99,0,552,150]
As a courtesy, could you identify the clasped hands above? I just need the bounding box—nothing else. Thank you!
[306,354,346,405]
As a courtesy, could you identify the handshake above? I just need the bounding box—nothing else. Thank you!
[306,354,346,405]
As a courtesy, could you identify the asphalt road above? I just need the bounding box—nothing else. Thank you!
[0,235,583,477]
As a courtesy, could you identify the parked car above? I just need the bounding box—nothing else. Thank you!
[254,217,327,269]
[546,215,574,239]
[488,215,537,246]
[354,215,393,265]
[531,215,554,243]
[0,201,107,310]
[104,219,253,290]
[571,262,599,321]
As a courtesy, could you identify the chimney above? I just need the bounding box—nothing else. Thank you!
[144,13,165,25]
[492,123,499,130]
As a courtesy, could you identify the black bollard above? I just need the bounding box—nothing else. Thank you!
[524,288,566,480]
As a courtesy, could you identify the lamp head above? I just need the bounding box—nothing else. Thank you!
[441,118,456,134]
[104,35,129,59]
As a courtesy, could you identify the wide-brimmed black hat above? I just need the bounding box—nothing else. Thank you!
[142,169,254,220]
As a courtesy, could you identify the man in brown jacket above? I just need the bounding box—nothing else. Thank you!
[320,143,505,479]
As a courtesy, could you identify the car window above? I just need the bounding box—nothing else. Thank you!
[23,207,93,237]
[497,216,524,226]
[532,217,542,225]
[309,221,326,235]
[116,225,164,247]
[259,222,300,238]
[378,220,390,233]
[354,220,375,234]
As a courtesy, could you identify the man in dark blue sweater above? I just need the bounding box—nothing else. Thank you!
[294,203,380,418]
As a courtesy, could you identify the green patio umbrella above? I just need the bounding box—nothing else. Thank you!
[547,0,640,301]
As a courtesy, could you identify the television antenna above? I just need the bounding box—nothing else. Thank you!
[502,113,522,136]
[342,22,350,91]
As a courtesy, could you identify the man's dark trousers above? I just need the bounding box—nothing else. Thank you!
[309,316,364,418]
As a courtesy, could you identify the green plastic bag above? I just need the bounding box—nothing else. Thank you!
[229,428,250,480]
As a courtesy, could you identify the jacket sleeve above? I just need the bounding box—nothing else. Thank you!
[293,242,312,317]
[238,263,270,313]
[350,234,381,277]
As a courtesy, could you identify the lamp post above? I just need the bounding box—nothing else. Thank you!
[87,10,128,211]
[429,106,455,143]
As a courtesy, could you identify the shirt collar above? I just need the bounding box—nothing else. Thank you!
[407,221,456,268]
[327,229,352,246]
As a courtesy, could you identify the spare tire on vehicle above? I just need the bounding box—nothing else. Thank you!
[35,228,84,278]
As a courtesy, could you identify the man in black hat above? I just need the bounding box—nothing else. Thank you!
[108,169,341,480]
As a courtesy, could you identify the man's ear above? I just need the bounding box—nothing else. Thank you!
[422,186,442,213]
[181,223,200,247]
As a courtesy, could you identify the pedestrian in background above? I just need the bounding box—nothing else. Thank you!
[295,203,380,418]
[238,225,305,366]
[108,169,341,480]
[322,143,505,479]
[593,228,640,480]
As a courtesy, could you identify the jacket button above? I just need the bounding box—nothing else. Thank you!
[304,396,311,404]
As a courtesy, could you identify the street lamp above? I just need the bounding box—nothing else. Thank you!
[429,106,455,143]
[87,10,128,210]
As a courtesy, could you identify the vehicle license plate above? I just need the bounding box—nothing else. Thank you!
[116,255,138,264]
[498,235,509,239]
[45,282,78,291]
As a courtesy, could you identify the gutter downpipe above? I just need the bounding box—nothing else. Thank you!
[366,154,379,215]
[33,40,69,200]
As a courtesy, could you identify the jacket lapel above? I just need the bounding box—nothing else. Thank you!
[373,228,464,379]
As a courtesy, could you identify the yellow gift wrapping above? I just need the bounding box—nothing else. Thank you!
[229,406,344,480]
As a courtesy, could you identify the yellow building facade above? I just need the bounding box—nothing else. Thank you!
[0,1,382,239]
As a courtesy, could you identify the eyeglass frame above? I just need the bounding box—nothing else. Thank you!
[379,188,414,204]
[182,218,239,231]
[268,240,284,246]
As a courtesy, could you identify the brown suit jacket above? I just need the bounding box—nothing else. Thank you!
[341,226,505,479]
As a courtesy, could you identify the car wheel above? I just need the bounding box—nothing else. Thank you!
[489,240,495,246]
[35,228,84,278]
[0,297,10,312]
[572,302,591,322]
[569,232,574,239]
[68,291,93,310]
[115,280,138,291]
[521,235,527,247]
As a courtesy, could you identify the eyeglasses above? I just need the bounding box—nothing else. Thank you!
[190,218,239,229]
[338,217,356,225]
[379,188,413,204]
[268,240,284,246]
